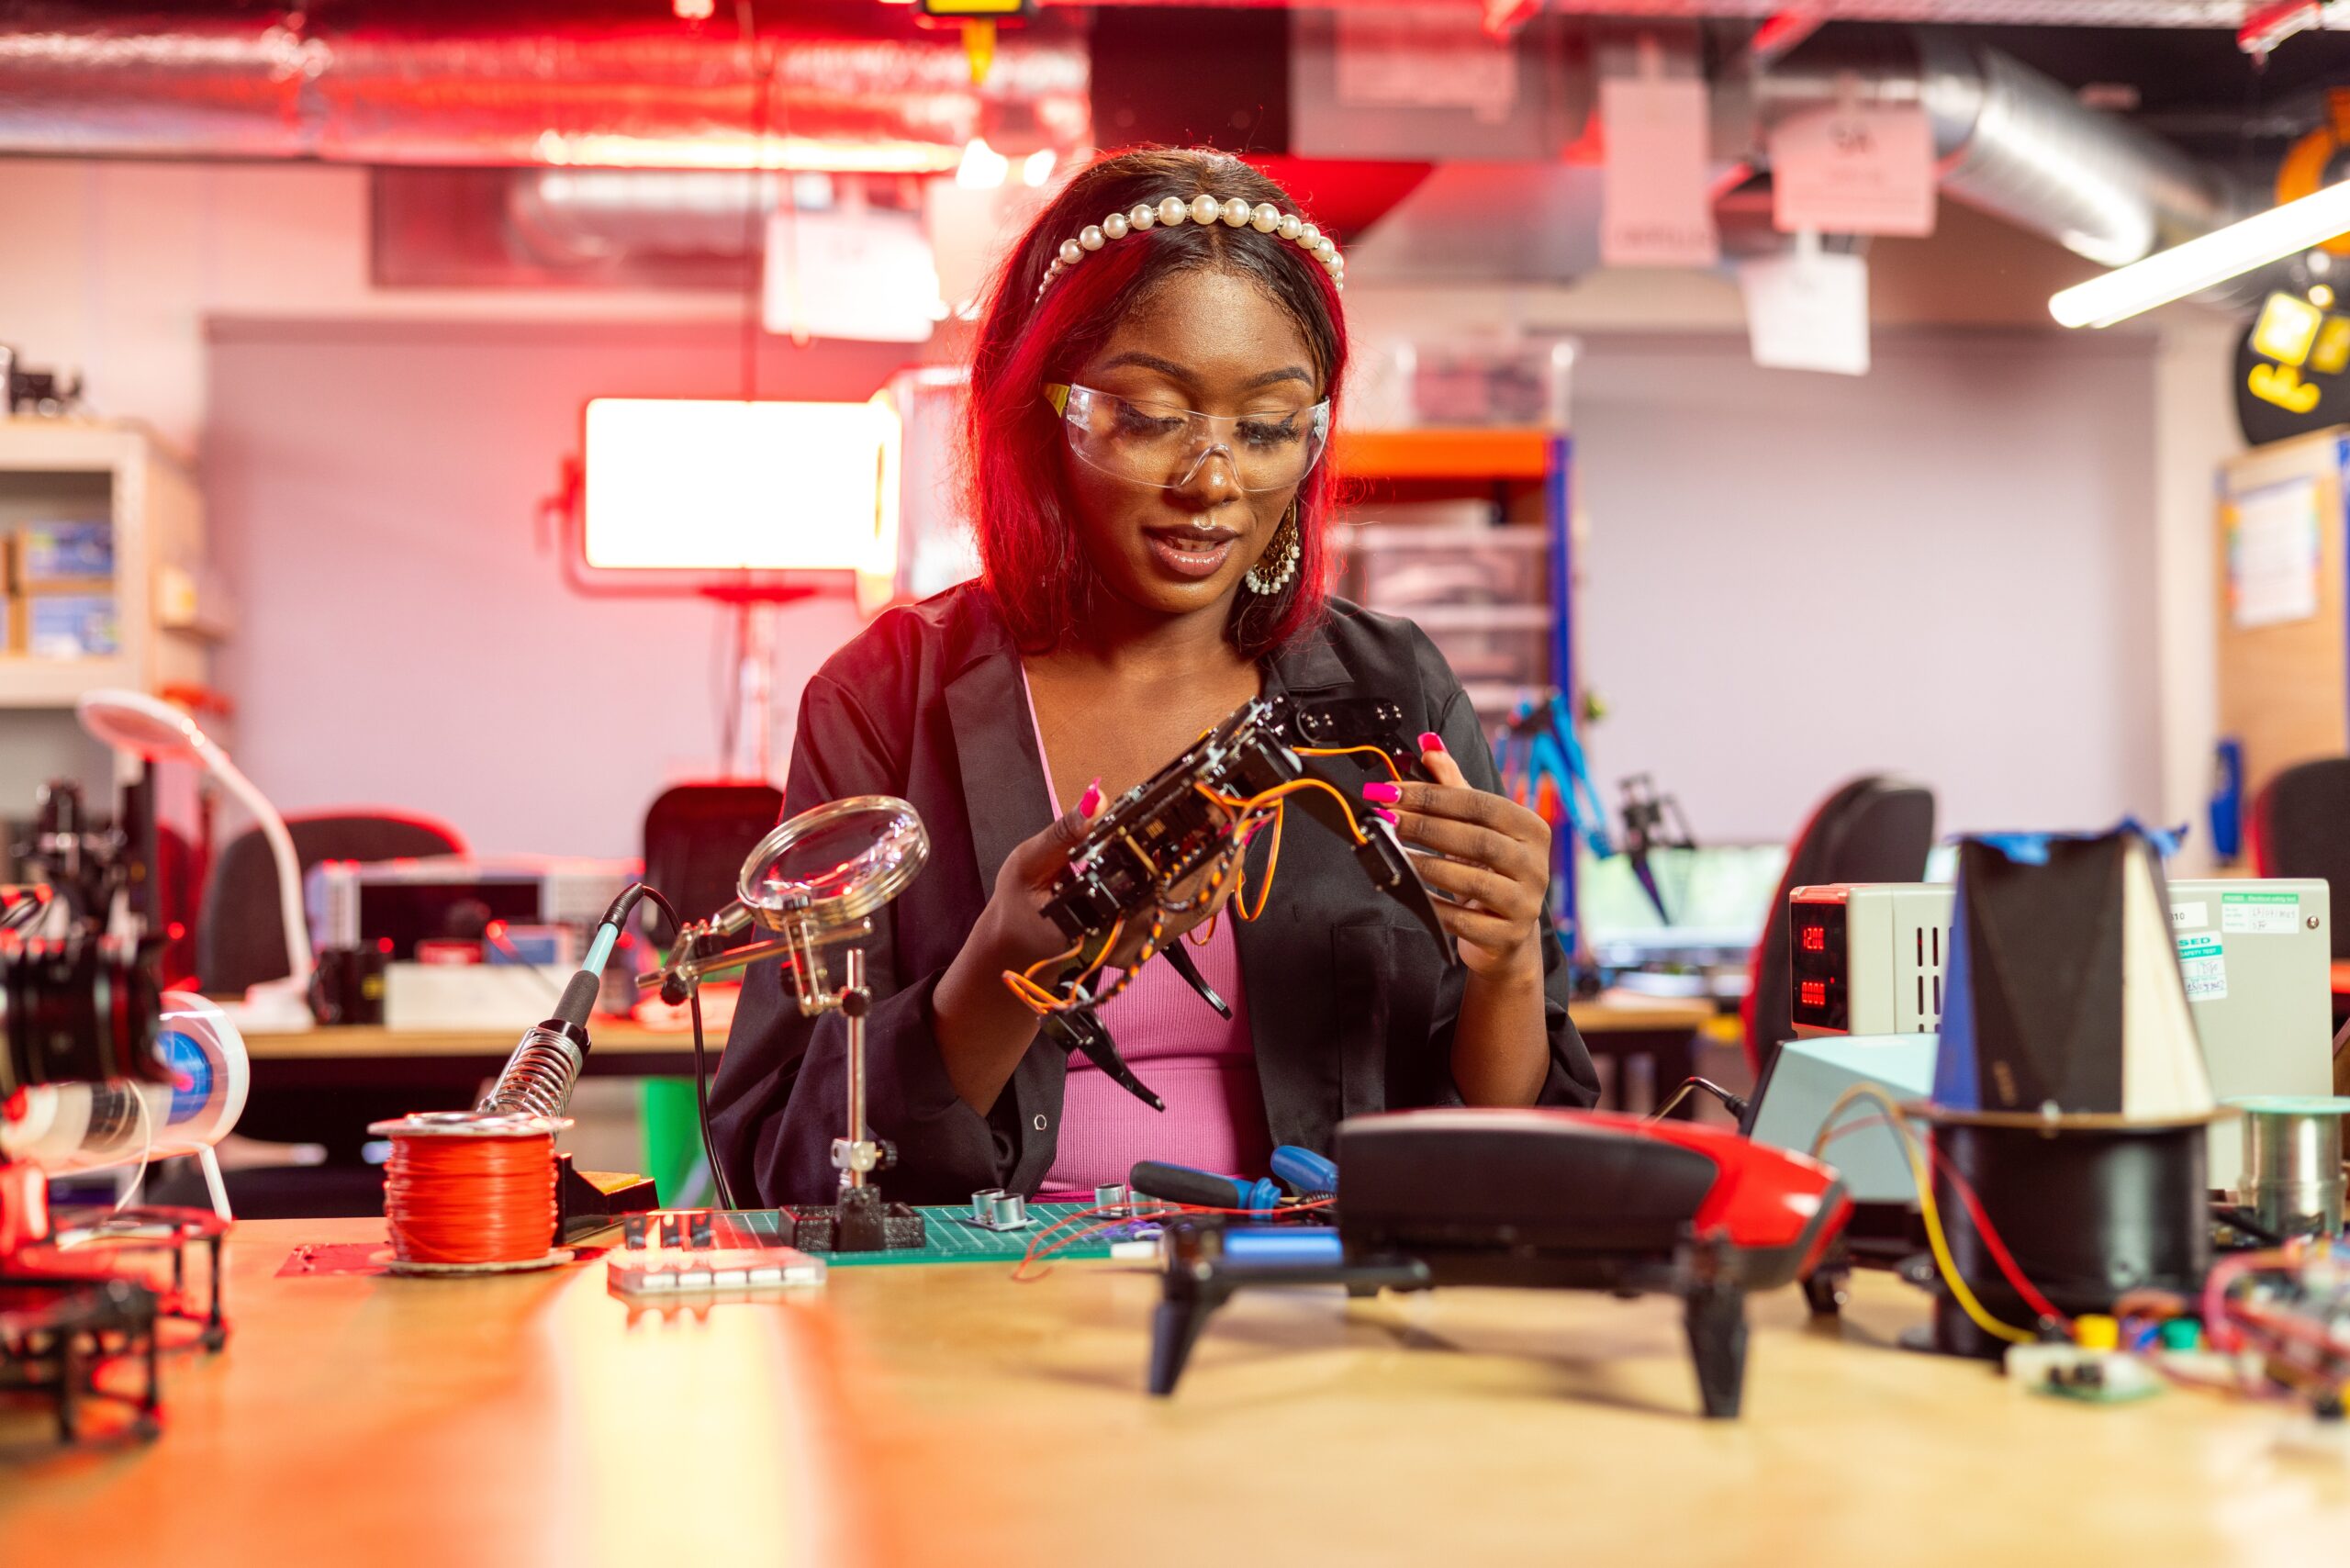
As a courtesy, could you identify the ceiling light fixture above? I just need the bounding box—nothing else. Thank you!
[2051,180,2350,329]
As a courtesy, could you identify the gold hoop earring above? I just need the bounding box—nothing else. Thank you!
[1244,502,1302,595]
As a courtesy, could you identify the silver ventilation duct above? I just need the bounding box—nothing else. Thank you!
[1751,33,2243,268]
[0,5,1088,169]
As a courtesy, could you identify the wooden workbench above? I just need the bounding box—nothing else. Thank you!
[8,1216,2349,1567]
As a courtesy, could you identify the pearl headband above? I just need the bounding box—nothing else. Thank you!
[1035,193,1346,305]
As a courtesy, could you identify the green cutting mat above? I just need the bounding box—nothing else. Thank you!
[636,1204,1135,1267]
[825,1202,1123,1268]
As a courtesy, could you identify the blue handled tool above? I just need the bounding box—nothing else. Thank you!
[1270,1145,1337,1197]
[1129,1160,1282,1212]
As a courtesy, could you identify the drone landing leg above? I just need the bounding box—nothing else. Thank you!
[1148,1282,1232,1395]
[1684,1278,1750,1419]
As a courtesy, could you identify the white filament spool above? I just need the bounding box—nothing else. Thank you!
[0,991,250,1215]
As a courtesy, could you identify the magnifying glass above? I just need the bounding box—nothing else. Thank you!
[647,794,928,1009]
[649,795,928,1246]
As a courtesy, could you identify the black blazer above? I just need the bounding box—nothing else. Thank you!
[709,583,1599,1205]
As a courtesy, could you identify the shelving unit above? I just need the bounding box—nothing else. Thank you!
[1334,425,1580,939]
[0,418,218,710]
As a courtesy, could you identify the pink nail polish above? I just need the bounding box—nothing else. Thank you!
[1362,780,1402,804]
[1417,731,1446,755]
[1371,807,1398,826]
[1078,778,1103,816]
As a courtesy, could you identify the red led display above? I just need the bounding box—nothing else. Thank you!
[1800,925,1827,953]
[1799,980,1828,1010]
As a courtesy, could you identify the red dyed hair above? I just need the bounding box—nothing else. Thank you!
[963,147,1348,658]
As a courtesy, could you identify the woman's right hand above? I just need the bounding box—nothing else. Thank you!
[934,783,1112,1114]
[975,780,1112,973]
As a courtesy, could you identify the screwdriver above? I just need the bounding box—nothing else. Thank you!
[1270,1145,1337,1197]
[1128,1160,1283,1212]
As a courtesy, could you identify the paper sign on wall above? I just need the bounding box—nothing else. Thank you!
[2227,476,2322,629]
[1769,102,1936,237]
[1600,72,1718,269]
[1739,230,1870,375]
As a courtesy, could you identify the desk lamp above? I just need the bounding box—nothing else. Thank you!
[76,689,314,1033]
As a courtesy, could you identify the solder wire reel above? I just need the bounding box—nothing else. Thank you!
[1002,694,1450,1110]
[648,794,932,1252]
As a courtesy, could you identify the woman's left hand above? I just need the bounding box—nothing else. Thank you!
[1369,734,1553,982]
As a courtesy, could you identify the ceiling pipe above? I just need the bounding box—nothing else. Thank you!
[0,4,1089,170]
[1748,31,2244,271]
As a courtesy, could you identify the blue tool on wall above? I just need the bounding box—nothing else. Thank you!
[2210,737,2245,864]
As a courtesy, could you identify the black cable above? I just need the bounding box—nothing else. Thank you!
[634,883,740,1214]
[1651,1075,1751,1124]
[482,928,565,1005]
[688,985,738,1213]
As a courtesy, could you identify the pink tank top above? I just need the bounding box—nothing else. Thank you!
[1022,671,1274,1198]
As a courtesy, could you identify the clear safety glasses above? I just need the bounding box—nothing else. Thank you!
[1046,383,1331,493]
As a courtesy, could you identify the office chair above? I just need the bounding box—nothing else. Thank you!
[2252,756,2350,961]
[185,811,469,1212]
[196,810,468,995]
[1741,776,1937,1077]
[640,781,784,944]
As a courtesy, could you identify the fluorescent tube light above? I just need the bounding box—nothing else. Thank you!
[2050,180,2350,329]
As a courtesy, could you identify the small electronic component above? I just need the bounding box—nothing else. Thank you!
[607,1248,826,1301]
[1011,694,1449,1111]
[2003,1343,2162,1404]
[962,1189,1032,1231]
[607,1206,827,1300]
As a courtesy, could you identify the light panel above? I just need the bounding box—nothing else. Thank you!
[581,398,901,576]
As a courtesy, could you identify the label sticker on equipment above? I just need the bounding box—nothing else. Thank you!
[2170,901,2209,931]
[2177,933,2226,1001]
[2221,891,2300,935]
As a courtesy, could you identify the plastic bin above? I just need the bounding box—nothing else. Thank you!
[1345,524,1550,610]
[1406,603,1550,688]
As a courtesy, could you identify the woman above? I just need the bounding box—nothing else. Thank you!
[711,148,1598,1206]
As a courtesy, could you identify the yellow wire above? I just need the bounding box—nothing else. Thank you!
[1811,1082,2036,1348]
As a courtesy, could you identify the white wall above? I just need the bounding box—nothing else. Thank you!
[204,319,898,859]
[1571,329,2164,841]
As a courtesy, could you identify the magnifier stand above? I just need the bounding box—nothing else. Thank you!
[789,942,924,1253]
[649,795,931,1254]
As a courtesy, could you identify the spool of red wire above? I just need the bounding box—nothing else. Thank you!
[369,1112,567,1272]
